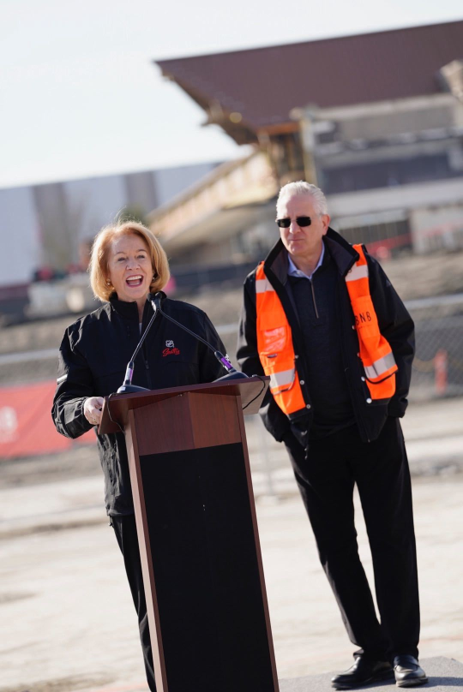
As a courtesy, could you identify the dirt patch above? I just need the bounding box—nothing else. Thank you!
[0,591,35,605]
[0,446,100,490]
[0,674,114,692]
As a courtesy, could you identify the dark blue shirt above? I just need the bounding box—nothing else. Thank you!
[287,246,355,439]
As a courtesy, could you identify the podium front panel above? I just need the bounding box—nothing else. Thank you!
[124,386,278,692]
[139,441,275,692]
[133,392,242,456]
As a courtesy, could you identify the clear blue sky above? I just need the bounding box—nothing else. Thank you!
[2,0,462,188]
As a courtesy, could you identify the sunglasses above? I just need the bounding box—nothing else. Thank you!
[276,216,312,228]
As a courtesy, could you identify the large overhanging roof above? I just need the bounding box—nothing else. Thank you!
[156,20,463,143]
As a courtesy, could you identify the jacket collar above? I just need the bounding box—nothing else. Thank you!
[109,294,154,323]
[263,227,360,285]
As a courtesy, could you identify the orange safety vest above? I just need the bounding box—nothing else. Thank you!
[346,245,397,401]
[255,246,397,416]
[255,263,306,416]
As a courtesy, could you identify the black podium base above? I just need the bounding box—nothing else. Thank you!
[140,442,275,692]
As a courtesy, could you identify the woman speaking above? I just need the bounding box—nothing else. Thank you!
[52,220,226,691]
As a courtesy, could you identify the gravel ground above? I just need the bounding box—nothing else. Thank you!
[1,475,462,692]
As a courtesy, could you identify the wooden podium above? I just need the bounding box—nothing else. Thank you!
[100,376,279,692]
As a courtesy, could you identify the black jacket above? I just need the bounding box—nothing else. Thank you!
[236,228,415,444]
[52,294,226,516]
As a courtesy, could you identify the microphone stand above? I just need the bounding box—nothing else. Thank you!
[117,303,159,394]
[116,293,249,395]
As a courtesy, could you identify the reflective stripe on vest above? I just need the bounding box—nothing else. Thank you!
[346,245,397,400]
[255,262,306,416]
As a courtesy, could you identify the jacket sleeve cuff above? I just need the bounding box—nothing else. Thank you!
[387,398,408,418]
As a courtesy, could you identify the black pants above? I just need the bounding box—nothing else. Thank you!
[112,514,157,691]
[283,417,420,662]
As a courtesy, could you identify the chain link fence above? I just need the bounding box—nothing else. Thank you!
[217,293,463,403]
[408,294,463,401]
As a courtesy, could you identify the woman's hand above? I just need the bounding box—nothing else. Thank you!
[83,397,104,426]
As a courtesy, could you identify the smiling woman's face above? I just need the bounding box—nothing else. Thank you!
[107,233,153,307]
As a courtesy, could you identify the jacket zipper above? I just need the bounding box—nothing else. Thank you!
[142,341,152,390]
[311,280,320,319]
[334,275,371,443]
[127,323,152,390]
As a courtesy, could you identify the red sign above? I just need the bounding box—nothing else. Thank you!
[0,380,95,459]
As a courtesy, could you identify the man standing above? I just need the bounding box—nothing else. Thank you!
[237,181,427,688]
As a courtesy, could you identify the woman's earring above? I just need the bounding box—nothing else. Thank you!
[106,279,112,286]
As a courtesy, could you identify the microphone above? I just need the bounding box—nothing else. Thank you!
[116,298,159,394]
[151,293,248,382]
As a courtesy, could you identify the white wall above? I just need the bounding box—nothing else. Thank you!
[0,187,39,286]
[328,177,463,219]
[411,203,463,253]
[63,175,128,244]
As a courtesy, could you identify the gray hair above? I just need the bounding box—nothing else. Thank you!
[276,181,328,216]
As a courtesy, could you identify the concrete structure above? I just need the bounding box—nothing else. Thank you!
[151,21,463,265]
[148,149,279,264]
[299,93,463,255]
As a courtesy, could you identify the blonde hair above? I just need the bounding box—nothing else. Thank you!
[89,221,170,302]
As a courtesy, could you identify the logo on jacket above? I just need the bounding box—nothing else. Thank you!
[354,311,372,327]
[163,339,180,357]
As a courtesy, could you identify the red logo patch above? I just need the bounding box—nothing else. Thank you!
[163,347,180,357]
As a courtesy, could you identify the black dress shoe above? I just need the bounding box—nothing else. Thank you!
[331,656,394,689]
[393,655,427,687]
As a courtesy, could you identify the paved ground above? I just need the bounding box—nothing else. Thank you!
[1,398,462,692]
[280,657,463,691]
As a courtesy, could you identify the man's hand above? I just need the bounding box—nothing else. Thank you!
[83,397,104,426]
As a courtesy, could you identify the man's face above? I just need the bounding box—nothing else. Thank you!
[277,193,330,263]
